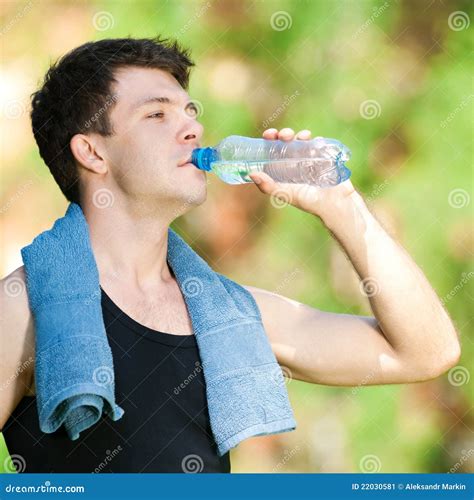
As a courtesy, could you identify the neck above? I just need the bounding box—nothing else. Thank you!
[81,194,175,291]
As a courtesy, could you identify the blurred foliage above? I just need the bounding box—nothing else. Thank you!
[1,0,472,473]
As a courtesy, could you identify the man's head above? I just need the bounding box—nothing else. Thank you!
[31,37,206,215]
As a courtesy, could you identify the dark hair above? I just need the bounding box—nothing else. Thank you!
[31,37,194,204]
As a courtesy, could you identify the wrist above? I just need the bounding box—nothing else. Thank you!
[316,182,367,231]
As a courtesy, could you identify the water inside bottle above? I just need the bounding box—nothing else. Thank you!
[211,157,351,186]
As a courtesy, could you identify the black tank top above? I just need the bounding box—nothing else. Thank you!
[2,288,231,473]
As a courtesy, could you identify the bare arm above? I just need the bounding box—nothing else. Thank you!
[0,266,35,430]
[245,128,461,386]
[245,282,459,386]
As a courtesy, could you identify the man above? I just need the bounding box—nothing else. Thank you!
[0,37,460,473]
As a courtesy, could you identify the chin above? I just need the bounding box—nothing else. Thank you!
[172,182,207,216]
[185,182,208,206]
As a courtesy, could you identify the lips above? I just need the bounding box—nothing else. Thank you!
[177,154,193,167]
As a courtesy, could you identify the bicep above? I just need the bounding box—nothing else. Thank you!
[245,285,415,386]
[0,267,35,429]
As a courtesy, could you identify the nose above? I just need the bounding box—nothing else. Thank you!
[178,117,204,147]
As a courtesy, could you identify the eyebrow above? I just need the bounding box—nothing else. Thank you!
[134,96,195,110]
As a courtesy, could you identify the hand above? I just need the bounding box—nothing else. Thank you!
[249,128,356,221]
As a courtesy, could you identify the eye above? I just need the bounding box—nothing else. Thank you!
[147,112,164,119]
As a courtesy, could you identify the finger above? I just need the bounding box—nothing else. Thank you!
[295,129,312,140]
[262,128,279,140]
[248,172,277,193]
[278,127,295,141]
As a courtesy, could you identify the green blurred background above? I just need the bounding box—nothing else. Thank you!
[1,0,472,473]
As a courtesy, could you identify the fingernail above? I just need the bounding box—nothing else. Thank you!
[253,176,262,184]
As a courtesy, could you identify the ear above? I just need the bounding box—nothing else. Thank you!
[70,134,107,175]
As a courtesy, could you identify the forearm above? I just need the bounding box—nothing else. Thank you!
[318,188,460,369]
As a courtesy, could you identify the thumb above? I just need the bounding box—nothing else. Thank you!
[249,172,276,194]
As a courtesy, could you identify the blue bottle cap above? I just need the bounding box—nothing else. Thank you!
[191,147,218,171]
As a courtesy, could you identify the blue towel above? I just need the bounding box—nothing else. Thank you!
[21,203,296,456]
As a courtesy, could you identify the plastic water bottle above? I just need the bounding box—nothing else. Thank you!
[191,135,351,187]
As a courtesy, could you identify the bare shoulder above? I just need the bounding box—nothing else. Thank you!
[0,266,35,428]
[241,283,326,342]
[1,266,33,338]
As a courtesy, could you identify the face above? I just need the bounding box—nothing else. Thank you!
[100,66,206,215]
